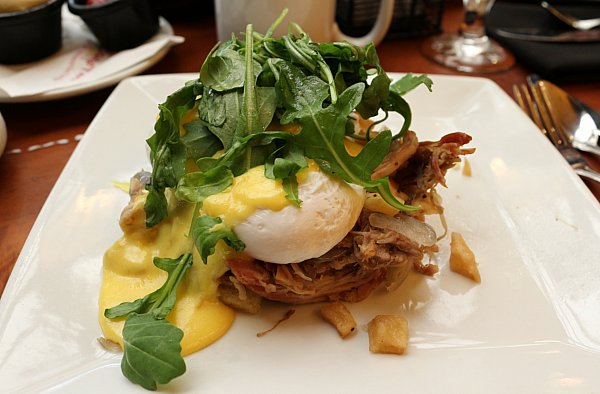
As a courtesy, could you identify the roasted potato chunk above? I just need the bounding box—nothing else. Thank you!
[368,315,409,355]
[449,232,481,283]
[320,301,357,339]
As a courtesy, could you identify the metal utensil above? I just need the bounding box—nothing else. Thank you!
[495,27,600,42]
[529,74,600,157]
[513,76,600,183]
[541,1,600,31]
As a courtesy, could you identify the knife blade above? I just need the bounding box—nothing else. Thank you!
[494,27,600,42]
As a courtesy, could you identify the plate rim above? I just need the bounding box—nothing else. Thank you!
[2,72,600,393]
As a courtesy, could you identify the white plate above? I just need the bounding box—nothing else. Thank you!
[0,16,177,104]
[1,73,599,393]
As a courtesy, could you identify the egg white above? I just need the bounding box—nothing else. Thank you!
[234,170,365,264]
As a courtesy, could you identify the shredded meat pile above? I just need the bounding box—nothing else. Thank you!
[392,132,474,203]
[222,131,474,307]
[227,209,425,304]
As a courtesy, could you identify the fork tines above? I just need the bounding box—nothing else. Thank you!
[512,77,570,148]
[512,77,600,183]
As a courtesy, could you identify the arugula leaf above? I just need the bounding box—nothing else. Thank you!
[254,87,278,132]
[355,44,390,118]
[275,61,330,124]
[145,80,201,227]
[105,254,193,320]
[390,73,433,95]
[105,254,193,391]
[120,314,186,391]
[382,74,433,138]
[178,130,303,206]
[199,131,294,174]
[176,165,234,204]
[191,216,245,263]
[318,42,367,86]
[382,91,412,138]
[264,142,307,205]
[317,41,361,62]
[181,119,223,160]
[270,157,302,205]
[200,49,246,92]
[198,86,277,157]
[197,87,227,128]
[242,25,260,138]
[144,189,169,231]
[199,88,242,150]
[290,81,417,211]
[291,82,367,177]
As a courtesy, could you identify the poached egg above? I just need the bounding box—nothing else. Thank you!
[202,162,366,264]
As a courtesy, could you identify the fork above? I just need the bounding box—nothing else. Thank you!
[513,76,600,183]
[541,1,600,31]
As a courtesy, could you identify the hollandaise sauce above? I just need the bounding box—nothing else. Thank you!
[99,194,235,355]
[99,163,306,355]
[202,162,319,227]
[202,165,289,227]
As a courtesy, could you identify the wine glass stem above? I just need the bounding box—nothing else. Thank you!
[420,0,514,73]
[458,0,495,55]
[462,0,495,37]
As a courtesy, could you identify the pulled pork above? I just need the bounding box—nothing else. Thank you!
[222,131,474,307]
[392,132,474,204]
[227,210,425,304]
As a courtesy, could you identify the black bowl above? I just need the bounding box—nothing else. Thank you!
[67,0,160,52]
[0,0,65,64]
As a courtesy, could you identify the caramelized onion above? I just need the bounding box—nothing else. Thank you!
[368,213,437,247]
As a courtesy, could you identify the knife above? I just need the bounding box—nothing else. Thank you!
[494,27,600,42]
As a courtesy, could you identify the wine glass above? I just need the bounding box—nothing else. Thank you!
[421,0,514,73]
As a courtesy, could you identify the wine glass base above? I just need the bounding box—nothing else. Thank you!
[422,33,515,73]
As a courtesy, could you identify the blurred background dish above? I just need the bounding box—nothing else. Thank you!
[0,0,65,64]
[0,10,182,103]
[67,0,159,51]
[488,1,600,82]
[0,0,180,103]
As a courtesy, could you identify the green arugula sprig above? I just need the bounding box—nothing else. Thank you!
[105,254,193,390]
[144,25,432,227]
[273,60,415,210]
[145,80,204,228]
[191,216,246,263]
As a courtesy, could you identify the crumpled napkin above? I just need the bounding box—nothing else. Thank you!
[0,7,184,98]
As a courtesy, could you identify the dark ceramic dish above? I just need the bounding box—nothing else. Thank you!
[67,0,160,52]
[0,0,65,64]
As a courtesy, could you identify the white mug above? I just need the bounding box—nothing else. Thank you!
[214,0,395,47]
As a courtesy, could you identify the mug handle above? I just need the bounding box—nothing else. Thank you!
[332,0,395,46]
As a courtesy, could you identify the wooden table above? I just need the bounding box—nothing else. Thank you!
[1,1,599,296]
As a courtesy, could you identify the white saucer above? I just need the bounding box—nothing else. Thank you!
[0,14,179,103]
